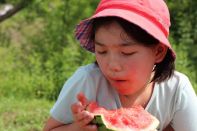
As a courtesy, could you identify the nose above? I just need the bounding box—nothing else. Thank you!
[108,54,122,72]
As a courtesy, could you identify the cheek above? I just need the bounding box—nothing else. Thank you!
[95,55,103,66]
[95,55,107,72]
[125,60,153,80]
[125,65,138,79]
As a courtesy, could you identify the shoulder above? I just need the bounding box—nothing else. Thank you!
[156,70,196,112]
[170,71,190,83]
[167,71,190,85]
[155,71,195,102]
[148,71,196,130]
[161,72,197,130]
[59,63,104,96]
[158,71,191,91]
[74,63,103,79]
[63,63,103,86]
[58,63,108,101]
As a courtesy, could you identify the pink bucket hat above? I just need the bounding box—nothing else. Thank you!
[75,0,176,58]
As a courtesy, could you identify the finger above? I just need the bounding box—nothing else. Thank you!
[75,110,94,122]
[78,111,94,126]
[73,110,88,121]
[71,102,83,114]
[77,92,89,107]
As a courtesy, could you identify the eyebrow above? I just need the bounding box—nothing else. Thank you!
[94,41,136,47]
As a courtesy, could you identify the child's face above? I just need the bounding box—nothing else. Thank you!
[94,21,162,95]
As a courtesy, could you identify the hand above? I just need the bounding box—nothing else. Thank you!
[71,92,97,131]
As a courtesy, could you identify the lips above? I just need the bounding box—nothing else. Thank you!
[107,76,124,81]
[109,77,123,81]
[113,80,126,82]
[109,78,127,85]
[105,75,128,86]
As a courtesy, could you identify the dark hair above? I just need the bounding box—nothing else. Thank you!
[91,17,175,83]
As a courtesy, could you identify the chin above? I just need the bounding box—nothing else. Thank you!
[116,88,135,95]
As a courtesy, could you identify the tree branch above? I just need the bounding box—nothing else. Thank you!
[0,1,29,23]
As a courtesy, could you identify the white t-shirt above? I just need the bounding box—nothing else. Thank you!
[50,63,197,131]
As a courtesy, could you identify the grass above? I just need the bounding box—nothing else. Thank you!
[0,97,53,131]
[0,87,196,131]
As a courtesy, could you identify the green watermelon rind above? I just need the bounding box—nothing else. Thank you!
[87,103,160,131]
[91,115,115,131]
[91,113,160,131]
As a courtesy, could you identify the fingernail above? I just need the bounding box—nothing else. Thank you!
[84,111,89,117]
[92,125,97,129]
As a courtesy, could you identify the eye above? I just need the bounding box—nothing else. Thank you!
[121,51,136,56]
[96,50,107,55]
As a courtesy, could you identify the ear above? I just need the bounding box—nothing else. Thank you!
[154,44,168,63]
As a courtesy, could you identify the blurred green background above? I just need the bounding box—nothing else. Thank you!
[0,0,196,130]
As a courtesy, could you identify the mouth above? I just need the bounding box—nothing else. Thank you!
[110,78,127,83]
[114,80,126,82]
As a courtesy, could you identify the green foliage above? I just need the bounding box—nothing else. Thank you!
[0,0,98,100]
[167,0,197,91]
[0,0,196,102]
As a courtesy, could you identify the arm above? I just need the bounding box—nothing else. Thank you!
[43,117,79,131]
[43,93,97,131]
[43,66,99,130]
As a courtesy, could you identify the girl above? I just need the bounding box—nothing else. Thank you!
[43,0,197,131]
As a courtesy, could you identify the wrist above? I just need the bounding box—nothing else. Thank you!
[70,122,81,131]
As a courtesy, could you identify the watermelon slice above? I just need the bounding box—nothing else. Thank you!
[87,102,159,131]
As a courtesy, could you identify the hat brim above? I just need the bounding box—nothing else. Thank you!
[75,8,175,57]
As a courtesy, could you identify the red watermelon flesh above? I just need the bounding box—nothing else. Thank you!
[87,102,159,131]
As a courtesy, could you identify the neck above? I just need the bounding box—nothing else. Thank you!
[119,82,154,108]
